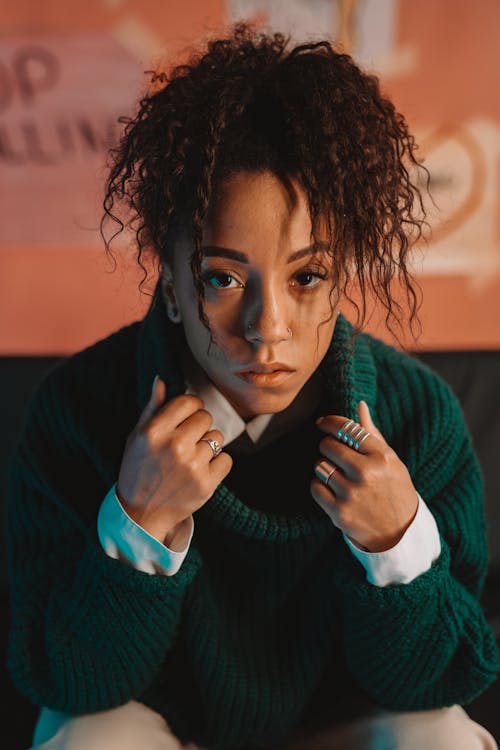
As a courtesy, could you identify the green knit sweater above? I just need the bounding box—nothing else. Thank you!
[6,283,500,749]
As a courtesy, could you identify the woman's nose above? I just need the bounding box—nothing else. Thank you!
[243,290,292,345]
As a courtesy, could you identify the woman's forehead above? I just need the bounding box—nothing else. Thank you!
[169,171,334,268]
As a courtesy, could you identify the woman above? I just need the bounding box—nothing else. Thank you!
[7,22,499,750]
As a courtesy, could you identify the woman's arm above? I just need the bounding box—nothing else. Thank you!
[5,371,202,714]
[331,373,500,709]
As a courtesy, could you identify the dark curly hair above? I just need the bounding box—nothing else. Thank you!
[101,21,428,351]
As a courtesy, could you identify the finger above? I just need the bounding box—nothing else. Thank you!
[136,375,167,430]
[316,416,374,455]
[310,477,340,524]
[146,392,206,435]
[175,408,214,444]
[318,436,361,482]
[208,450,233,482]
[357,400,384,440]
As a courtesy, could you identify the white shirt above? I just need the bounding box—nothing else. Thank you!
[97,358,441,586]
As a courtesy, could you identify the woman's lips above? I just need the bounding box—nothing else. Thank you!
[234,369,295,386]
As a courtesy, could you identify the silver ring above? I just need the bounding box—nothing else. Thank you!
[354,432,370,451]
[315,460,337,486]
[336,420,371,451]
[200,438,222,457]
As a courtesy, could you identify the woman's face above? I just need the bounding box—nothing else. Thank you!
[165,171,340,419]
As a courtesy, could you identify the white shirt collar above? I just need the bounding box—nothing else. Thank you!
[182,348,322,449]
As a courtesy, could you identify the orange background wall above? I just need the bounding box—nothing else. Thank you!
[1,0,499,355]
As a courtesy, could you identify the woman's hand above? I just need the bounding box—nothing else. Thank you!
[116,376,233,543]
[310,401,419,552]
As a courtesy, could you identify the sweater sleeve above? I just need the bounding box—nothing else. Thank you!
[5,370,202,715]
[333,367,500,710]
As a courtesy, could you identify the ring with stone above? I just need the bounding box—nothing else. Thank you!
[336,420,371,451]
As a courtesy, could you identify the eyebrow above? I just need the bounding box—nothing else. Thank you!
[201,242,330,264]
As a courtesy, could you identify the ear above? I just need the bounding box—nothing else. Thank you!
[160,265,182,324]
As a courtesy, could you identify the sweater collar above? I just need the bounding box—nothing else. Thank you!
[135,278,378,540]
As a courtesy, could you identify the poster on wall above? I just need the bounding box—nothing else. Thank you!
[1,0,499,354]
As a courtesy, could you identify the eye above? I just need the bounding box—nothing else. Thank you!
[291,268,328,288]
[202,271,241,289]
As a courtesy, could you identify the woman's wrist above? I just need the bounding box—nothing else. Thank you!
[163,517,192,551]
[115,484,186,547]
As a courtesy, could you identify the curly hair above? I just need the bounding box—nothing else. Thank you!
[101,21,428,351]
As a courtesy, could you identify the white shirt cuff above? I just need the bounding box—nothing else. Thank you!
[97,483,194,576]
[342,493,441,586]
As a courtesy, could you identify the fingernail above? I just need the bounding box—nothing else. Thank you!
[315,416,325,425]
[151,375,159,396]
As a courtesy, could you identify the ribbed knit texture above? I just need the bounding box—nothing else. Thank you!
[6,280,500,749]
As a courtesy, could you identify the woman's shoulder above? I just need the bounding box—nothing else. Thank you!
[337,314,455,402]
[37,321,140,396]
[355,331,477,491]
[357,328,468,436]
[23,321,142,450]
[361,328,456,397]
[10,321,144,524]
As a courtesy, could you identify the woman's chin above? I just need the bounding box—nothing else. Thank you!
[226,389,299,420]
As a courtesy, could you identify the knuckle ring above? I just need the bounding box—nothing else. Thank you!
[315,460,337,486]
[200,437,222,457]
